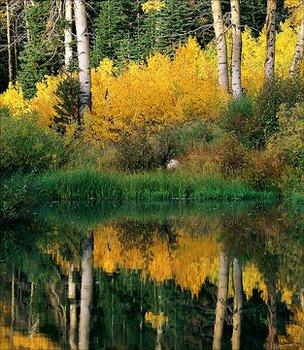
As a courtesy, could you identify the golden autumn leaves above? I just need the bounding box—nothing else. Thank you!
[0,23,301,143]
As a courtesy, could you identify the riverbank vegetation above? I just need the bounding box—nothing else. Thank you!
[0,0,303,213]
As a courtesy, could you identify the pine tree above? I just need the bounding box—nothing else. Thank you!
[18,0,63,99]
[92,0,143,65]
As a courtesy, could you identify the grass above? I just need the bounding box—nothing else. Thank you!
[13,169,276,203]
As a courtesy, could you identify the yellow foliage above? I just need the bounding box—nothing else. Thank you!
[93,225,123,273]
[142,0,166,13]
[0,83,31,115]
[92,223,220,297]
[284,0,304,24]
[31,74,65,127]
[145,311,168,328]
[243,264,268,301]
[0,325,59,350]
[0,24,298,143]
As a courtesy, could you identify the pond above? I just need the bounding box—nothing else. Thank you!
[0,202,303,349]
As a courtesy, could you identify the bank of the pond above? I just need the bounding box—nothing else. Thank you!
[2,169,277,204]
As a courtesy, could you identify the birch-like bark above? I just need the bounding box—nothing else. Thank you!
[155,321,163,350]
[230,0,242,97]
[78,233,93,350]
[74,0,91,119]
[265,278,278,350]
[265,0,277,79]
[10,269,15,349]
[64,0,73,70]
[290,19,304,76]
[211,0,229,90]
[213,252,229,350]
[231,258,243,350]
[6,0,13,82]
[68,265,77,350]
[23,0,31,42]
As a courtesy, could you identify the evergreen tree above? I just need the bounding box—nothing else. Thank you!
[19,0,63,99]
[92,0,143,65]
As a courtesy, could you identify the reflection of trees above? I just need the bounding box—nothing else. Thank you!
[79,232,93,350]
[212,253,229,350]
[68,265,77,349]
[1,204,304,349]
[231,258,243,350]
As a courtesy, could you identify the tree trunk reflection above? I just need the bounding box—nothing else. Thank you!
[78,232,93,350]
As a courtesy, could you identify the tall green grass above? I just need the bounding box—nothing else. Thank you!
[20,169,276,203]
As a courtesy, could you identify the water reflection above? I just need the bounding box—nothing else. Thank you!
[0,203,303,349]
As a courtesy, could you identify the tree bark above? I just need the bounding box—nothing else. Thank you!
[213,252,229,350]
[23,0,31,42]
[265,0,277,79]
[74,0,91,119]
[64,0,73,70]
[78,233,93,350]
[68,265,77,350]
[6,0,13,82]
[211,0,229,91]
[290,19,304,76]
[265,278,278,350]
[230,0,242,97]
[231,258,243,350]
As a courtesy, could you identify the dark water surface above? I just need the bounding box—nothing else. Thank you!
[1,202,303,349]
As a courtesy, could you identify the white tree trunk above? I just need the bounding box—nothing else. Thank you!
[213,253,229,350]
[211,0,229,91]
[68,265,77,350]
[74,0,91,118]
[6,0,13,82]
[64,0,73,70]
[290,19,304,76]
[265,277,278,350]
[265,0,277,79]
[231,258,243,350]
[78,233,93,350]
[230,0,242,97]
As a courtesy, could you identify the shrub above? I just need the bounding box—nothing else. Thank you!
[219,95,264,149]
[51,76,81,135]
[212,136,249,177]
[0,114,69,178]
[254,74,304,142]
[112,121,212,172]
[269,103,304,173]
[244,148,288,191]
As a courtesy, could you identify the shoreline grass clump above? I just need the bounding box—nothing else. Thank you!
[11,169,277,204]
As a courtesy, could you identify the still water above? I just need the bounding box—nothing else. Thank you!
[0,202,303,349]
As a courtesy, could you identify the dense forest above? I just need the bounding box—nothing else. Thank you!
[0,2,304,349]
[0,0,304,212]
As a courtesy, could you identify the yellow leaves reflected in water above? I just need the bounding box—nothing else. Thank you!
[170,230,219,297]
[93,224,220,297]
[146,237,173,282]
[243,264,268,301]
[0,327,59,350]
[145,311,168,329]
[45,244,78,273]
[94,226,123,274]
[279,306,304,348]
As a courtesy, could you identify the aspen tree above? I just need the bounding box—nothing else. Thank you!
[78,233,93,350]
[231,258,243,350]
[211,0,229,90]
[64,0,73,70]
[290,19,304,75]
[230,0,242,97]
[6,0,13,82]
[74,0,91,119]
[68,265,77,350]
[213,253,229,350]
[265,0,277,79]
